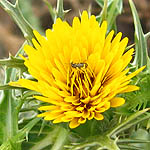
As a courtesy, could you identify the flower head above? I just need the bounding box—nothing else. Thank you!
[10,11,145,128]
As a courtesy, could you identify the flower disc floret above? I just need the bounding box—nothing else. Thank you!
[10,11,145,128]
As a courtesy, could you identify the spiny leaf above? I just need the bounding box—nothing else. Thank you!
[0,0,35,43]
[0,56,26,70]
[0,84,23,90]
[129,0,150,71]
[0,118,40,150]
[122,74,150,111]
[107,108,150,138]
[129,129,150,150]
[96,0,123,32]
[119,145,141,150]
[69,135,120,150]
[43,0,56,22]
[118,139,150,144]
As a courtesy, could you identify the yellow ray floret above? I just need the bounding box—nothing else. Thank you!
[9,11,145,128]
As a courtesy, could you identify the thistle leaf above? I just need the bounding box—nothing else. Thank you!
[0,0,35,43]
[129,0,150,71]
[96,0,123,32]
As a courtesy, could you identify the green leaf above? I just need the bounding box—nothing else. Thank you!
[0,41,28,148]
[19,0,42,32]
[119,145,141,150]
[56,0,65,21]
[129,129,150,150]
[107,108,150,138]
[43,0,56,22]
[0,68,20,148]
[96,0,123,32]
[96,0,104,7]
[145,32,150,41]
[0,0,35,43]
[0,56,26,70]
[106,0,122,31]
[0,118,40,150]
[0,84,24,90]
[118,139,150,144]
[43,0,69,23]
[18,118,41,140]
[50,127,68,150]
[20,122,68,150]
[129,0,150,71]
[100,0,108,23]
[68,135,120,150]
[121,73,150,111]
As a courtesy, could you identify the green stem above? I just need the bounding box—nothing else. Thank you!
[0,68,21,149]
[0,57,25,68]
[101,0,107,22]
[0,0,34,43]
[107,0,119,27]
[0,84,23,90]
[0,40,28,149]
[70,135,119,150]
[71,142,100,150]
[118,139,150,143]
[56,0,65,21]
[43,0,56,22]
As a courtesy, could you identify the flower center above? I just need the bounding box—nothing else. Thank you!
[67,62,95,98]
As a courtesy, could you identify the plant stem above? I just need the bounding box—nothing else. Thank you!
[0,68,21,149]
[0,0,34,43]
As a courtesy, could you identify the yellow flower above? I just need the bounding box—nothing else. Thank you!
[10,11,145,128]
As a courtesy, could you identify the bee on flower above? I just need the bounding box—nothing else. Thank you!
[10,11,145,128]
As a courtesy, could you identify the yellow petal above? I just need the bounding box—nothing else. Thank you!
[104,101,110,110]
[32,38,41,50]
[112,37,128,63]
[88,112,95,120]
[82,110,90,118]
[33,30,45,45]
[69,118,80,128]
[54,58,67,79]
[100,21,107,43]
[71,47,81,63]
[61,116,72,122]
[9,79,38,91]
[34,96,61,105]
[53,114,64,123]
[65,111,82,117]
[94,113,104,120]
[52,67,66,83]
[111,32,122,49]
[120,85,139,93]
[80,96,90,104]
[78,117,86,124]
[38,105,59,110]
[125,66,146,81]
[73,17,80,29]
[121,48,134,70]
[37,112,51,117]
[81,11,88,23]
[42,110,64,120]
[110,97,125,107]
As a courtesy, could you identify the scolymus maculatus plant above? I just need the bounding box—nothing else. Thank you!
[0,0,150,150]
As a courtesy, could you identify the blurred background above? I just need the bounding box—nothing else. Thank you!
[0,0,150,58]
